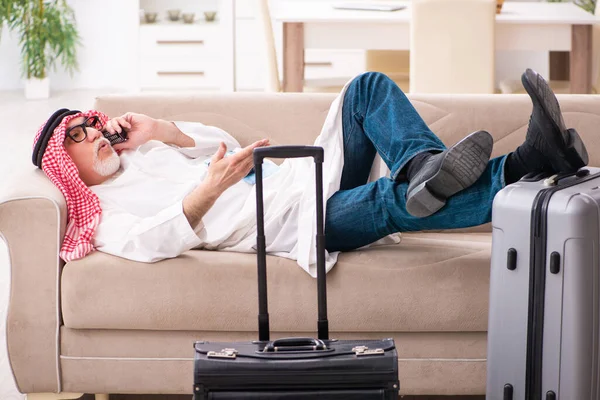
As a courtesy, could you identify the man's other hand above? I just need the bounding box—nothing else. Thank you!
[205,139,270,195]
[182,138,270,228]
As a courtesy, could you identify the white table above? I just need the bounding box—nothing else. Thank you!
[272,1,597,93]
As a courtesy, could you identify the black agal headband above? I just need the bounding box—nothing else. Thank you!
[32,108,81,169]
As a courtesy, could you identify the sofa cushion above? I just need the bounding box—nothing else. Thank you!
[61,232,491,332]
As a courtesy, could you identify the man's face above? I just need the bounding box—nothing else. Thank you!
[63,116,121,186]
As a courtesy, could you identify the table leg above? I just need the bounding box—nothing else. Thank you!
[570,24,593,94]
[283,22,304,92]
[549,51,569,81]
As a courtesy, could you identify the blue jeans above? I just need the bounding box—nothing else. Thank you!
[324,72,507,252]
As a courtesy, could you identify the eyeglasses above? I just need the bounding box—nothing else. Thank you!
[65,116,103,143]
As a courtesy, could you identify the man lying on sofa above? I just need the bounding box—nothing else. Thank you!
[32,69,588,276]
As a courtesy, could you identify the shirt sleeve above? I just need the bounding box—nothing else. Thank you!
[92,199,203,263]
[172,121,242,158]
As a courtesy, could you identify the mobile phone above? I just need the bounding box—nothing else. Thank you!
[102,129,128,146]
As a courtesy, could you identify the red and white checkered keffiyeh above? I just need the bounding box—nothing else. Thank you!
[33,110,110,262]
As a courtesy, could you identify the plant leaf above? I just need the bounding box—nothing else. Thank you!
[2,0,79,79]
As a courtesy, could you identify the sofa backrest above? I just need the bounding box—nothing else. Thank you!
[95,92,600,167]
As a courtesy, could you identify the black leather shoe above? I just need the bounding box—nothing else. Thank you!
[406,130,493,218]
[521,68,589,173]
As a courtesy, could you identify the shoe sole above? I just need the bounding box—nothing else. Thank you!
[521,68,589,172]
[406,130,494,218]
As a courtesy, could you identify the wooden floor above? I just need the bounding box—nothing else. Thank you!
[82,395,485,400]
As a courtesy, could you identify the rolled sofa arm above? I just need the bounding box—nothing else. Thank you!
[0,169,67,393]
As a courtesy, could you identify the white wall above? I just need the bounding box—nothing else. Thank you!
[0,26,22,91]
[0,0,140,91]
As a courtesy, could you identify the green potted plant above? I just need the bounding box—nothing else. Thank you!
[0,0,80,99]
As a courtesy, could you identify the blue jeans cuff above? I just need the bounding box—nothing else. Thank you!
[498,154,508,187]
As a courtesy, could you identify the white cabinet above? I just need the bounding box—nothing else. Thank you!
[139,25,224,57]
[139,57,227,90]
[138,0,234,91]
[139,24,226,90]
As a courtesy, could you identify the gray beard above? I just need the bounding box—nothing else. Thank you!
[92,139,121,177]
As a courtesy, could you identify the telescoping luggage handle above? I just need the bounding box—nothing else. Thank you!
[253,146,328,343]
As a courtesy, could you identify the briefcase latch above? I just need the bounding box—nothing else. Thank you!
[352,346,384,356]
[207,348,238,359]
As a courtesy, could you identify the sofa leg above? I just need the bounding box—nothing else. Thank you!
[27,394,84,400]
[95,395,109,400]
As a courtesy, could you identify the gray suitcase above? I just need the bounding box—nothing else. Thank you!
[487,167,600,400]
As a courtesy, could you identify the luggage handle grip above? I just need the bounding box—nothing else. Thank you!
[263,337,326,352]
[521,169,591,184]
[543,168,590,186]
[253,146,324,164]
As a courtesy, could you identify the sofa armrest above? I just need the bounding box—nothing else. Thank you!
[0,169,67,393]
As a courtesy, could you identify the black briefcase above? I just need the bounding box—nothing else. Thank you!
[193,146,399,400]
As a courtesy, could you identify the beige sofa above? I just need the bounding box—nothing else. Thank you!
[3,92,600,399]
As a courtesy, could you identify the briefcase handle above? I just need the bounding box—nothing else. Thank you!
[263,337,327,352]
[253,146,328,343]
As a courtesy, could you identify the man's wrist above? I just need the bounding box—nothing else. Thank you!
[173,128,195,147]
[154,120,194,147]
[197,180,223,202]
[182,181,222,227]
